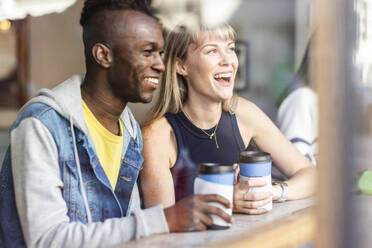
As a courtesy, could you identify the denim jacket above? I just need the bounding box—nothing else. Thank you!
[0,76,168,248]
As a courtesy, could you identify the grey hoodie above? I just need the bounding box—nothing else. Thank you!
[10,75,169,248]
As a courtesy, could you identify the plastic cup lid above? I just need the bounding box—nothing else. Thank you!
[238,151,271,163]
[197,163,234,174]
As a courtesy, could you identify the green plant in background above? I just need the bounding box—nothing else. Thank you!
[270,61,295,107]
[358,170,372,195]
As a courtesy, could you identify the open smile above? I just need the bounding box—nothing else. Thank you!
[213,72,233,87]
[144,77,160,89]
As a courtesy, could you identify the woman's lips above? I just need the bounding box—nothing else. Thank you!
[214,72,233,87]
[214,77,232,87]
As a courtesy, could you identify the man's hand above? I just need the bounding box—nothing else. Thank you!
[164,194,233,232]
[233,179,272,215]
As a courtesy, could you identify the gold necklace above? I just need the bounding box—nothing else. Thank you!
[183,110,220,149]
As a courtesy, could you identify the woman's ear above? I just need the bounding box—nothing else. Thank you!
[175,58,188,77]
[92,43,113,69]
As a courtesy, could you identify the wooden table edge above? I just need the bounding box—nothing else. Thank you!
[208,206,316,248]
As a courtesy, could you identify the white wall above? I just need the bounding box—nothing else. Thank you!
[28,0,85,92]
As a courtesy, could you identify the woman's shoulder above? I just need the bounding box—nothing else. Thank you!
[233,96,270,138]
[235,96,264,121]
[236,96,258,108]
[141,116,178,167]
[141,116,173,140]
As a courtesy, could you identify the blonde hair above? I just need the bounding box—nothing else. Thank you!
[145,23,238,125]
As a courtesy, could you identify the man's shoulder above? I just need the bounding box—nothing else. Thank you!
[11,102,65,130]
[21,102,52,117]
[12,103,55,129]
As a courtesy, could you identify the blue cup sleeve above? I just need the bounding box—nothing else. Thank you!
[239,162,271,177]
[198,173,235,185]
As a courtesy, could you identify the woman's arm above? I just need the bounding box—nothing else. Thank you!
[141,117,178,208]
[236,97,316,201]
[141,118,235,230]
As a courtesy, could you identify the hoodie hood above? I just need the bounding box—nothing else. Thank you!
[20,75,138,140]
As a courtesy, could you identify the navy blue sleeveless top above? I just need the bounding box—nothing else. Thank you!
[165,111,247,202]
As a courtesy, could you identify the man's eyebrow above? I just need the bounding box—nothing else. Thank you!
[141,41,163,49]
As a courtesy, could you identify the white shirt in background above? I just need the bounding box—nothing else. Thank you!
[277,87,318,165]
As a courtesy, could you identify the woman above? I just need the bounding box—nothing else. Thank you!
[141,24,316,214]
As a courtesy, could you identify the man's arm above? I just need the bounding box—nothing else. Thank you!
[11,118,168,248]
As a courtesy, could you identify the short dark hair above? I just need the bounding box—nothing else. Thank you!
[80,0,153,26]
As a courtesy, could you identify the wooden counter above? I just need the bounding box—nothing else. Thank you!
[121,198,316,248]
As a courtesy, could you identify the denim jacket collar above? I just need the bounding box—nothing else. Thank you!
[20,75,138,142]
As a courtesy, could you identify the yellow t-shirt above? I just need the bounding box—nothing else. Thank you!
[82,100,123,190]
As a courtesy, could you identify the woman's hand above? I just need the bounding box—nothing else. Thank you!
[233,178,272,215]
[233,163,240,184]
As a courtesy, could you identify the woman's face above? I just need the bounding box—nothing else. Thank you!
[178,35,238,102]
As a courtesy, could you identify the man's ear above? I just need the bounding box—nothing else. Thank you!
[92,43,113,69]
[175,58,188,77]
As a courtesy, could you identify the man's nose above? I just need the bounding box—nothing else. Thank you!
[152,53,165,72]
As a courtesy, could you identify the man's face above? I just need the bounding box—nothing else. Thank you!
[108,10,164,103]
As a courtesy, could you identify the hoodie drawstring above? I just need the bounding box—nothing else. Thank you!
[70,116,92,223]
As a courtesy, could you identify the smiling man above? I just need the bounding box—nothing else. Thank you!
[0,1,232,247]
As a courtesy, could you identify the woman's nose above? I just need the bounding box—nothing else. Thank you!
[219,51,236,66]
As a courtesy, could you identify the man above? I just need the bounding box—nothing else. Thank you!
[0,0,232,247]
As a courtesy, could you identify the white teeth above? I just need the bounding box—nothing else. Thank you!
[214,73,232,79]
[145,77,159,84]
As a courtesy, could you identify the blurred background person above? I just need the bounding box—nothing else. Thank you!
[277,38,318,165]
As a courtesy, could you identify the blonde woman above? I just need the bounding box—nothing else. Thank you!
[141,24,316,215]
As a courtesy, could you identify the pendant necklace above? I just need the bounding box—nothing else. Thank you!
[183,110,220,149]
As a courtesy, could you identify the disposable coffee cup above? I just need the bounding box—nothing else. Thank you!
[194,163,234,230]
[238,151,272,211]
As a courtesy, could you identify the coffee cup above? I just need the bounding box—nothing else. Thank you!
[238,151,272,211]
[194,163,234,229]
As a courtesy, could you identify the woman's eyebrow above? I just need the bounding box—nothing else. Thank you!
[201,41,235,49]
[200,44,218,49]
